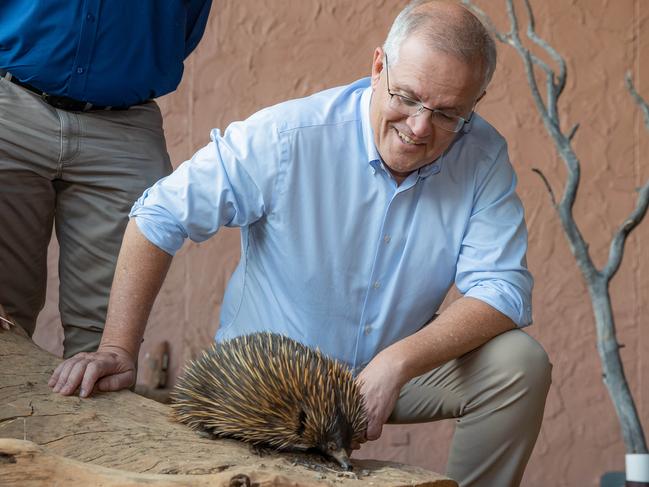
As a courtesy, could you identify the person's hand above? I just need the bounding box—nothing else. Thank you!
[48,346,136,397]
[355,351,406,443]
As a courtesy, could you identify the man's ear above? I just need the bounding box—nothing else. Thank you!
[370,47,385,90]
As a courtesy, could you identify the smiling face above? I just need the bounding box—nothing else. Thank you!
[369,34,485,183]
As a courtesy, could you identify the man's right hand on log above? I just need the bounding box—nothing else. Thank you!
[48,221,173,398]
[48,346,136,397]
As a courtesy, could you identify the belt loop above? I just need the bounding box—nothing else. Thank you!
[83,102,93,111]
[2,71,12,82]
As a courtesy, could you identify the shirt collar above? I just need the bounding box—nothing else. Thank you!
[360,83,381,165]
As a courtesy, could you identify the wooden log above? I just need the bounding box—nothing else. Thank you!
[0,326,456,486]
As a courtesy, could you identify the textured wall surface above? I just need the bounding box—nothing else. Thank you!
[33,1,648,486]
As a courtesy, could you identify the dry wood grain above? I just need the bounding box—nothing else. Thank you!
[0,326,456,486]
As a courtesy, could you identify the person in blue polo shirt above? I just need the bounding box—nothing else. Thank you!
[0,0,212,357]
[49,2,552,485]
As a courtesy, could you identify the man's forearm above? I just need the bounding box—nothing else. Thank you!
[99,219,173,361]
[380,297,516,386]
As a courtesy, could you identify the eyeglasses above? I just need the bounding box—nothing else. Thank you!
[384,55,471,133]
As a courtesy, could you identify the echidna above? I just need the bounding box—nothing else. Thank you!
[170,332,367,470]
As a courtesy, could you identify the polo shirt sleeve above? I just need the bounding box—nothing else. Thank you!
[130,110,282,256]
[454,142,534,327]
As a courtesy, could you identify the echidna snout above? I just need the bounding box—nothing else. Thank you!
[325,444,352,471]
[314,413,355,470]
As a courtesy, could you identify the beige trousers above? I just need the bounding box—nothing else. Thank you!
[0,77,172,357]
[390,329,552,487]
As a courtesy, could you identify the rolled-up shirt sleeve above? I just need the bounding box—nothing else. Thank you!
[455,142,533,327]
[130,112,281,256]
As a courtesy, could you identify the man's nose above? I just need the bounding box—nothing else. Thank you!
[406,112,433,138]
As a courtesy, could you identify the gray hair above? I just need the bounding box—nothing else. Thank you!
[383,0,497,91]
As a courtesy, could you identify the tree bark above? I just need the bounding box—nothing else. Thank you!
[0,326,455,487]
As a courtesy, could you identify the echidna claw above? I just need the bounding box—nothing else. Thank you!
[197,429,217,440]
[250,444,273,457]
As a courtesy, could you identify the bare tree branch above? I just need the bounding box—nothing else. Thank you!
[603,76,649,281]
[627,73,649,126]
[531,168,557,206]
[522,0,567,102]
[474,0,594,275]
[463,0,648,455]
[604,183,649,281]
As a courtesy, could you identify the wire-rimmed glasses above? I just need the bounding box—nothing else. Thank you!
[384,54,471,133]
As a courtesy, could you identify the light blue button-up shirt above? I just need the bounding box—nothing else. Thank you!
[131,77,533,371]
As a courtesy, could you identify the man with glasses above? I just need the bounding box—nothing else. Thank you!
[49,1,550,485]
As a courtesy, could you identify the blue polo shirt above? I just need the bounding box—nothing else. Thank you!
[131,78,533,371]
[0,0,212,106]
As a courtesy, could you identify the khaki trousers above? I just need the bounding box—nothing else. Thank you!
[390,329,552,487]
[0,77,172,357]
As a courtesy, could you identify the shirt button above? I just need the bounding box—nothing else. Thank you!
[86,13,95,22]
[373,280,380,289]
[76,67,84,74]
[364,325,372,335]
[383,235,391,243]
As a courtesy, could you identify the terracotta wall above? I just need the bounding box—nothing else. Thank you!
[34,1,649,485]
